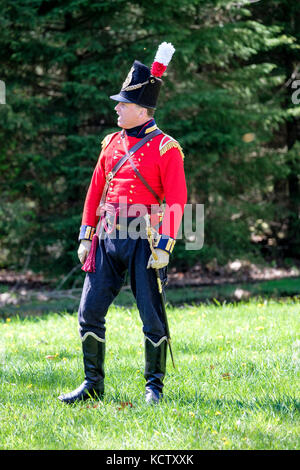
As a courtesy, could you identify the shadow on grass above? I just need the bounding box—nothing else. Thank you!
[163,392,299,417]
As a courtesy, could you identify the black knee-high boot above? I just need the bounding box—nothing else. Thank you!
[144,336,167,404]
[58,333,105,404]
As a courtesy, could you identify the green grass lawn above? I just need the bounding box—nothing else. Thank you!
[0,298,299,450]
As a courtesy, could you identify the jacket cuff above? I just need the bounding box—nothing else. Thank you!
[79,225,95,241]
[154,234,176,254]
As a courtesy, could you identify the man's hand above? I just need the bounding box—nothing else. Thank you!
[147,248,169,269]
[78,240,92,264]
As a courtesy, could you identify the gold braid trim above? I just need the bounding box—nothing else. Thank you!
[159,141,185,160]
[122,79,149,92]
[145,124,158,134]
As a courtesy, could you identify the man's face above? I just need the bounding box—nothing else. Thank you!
[115,102,147,129]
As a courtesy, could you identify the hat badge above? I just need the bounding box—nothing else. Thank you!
[122,66,134,91]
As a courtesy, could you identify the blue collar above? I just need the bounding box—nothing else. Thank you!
[125,119,157,138]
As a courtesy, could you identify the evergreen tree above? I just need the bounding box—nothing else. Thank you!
[0,0,298,278]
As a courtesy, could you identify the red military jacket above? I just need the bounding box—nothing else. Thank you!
[79,119,187,254]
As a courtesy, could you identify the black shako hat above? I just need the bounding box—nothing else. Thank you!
[110,42,175,109]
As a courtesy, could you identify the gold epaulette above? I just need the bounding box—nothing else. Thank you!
[101,132,119,150]
[159,135,185,160]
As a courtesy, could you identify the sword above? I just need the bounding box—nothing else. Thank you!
[145,215,175,369]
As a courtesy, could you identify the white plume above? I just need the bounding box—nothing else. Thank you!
[153,42,175,66]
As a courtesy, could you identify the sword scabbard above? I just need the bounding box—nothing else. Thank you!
[146,215,176,369]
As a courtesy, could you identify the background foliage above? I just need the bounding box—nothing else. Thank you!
[0,0,299,278]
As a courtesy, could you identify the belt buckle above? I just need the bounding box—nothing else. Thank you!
[106,172,113,182]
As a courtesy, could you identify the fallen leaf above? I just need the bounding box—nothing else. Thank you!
[222,373,231,380]
[85,404,99,409]
[118,401,133,410]
[45,354,59,359]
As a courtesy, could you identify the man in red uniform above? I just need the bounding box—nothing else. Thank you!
[58,43,187,405]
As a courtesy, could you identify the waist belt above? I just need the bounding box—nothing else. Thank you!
[101,204,162,234]
[108,217,146,233]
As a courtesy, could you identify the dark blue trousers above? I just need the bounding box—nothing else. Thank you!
[78,229,168,344]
